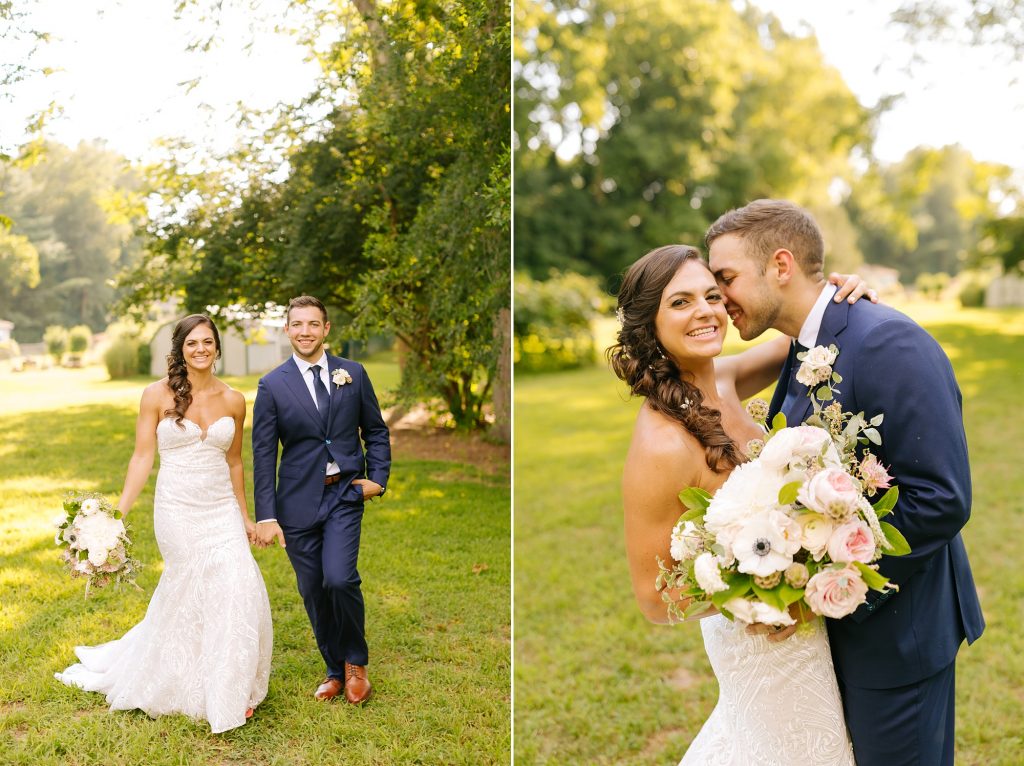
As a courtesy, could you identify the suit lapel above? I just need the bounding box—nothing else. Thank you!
[325,354,346,431]
[283,357,325,430]
[769,340,797,421]
[788,299,851,425]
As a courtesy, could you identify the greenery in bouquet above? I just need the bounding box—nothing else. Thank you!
[54,491,142,597]
[657,344,911,627]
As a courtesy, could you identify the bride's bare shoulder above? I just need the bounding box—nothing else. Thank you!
[626,403,703,478]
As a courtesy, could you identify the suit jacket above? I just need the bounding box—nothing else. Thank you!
[252,354,391,529]
[769,298,984,689]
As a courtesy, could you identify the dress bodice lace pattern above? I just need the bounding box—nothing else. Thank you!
[55,417,273,733]
[679,614,855,766]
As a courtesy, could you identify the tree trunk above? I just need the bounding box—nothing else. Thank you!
[490,307,510,443]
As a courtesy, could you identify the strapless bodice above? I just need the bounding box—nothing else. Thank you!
[157,416,234,468]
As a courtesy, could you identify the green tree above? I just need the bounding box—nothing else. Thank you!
[0,141,145,339]
[121,0,510,431]
[514,0,873,278]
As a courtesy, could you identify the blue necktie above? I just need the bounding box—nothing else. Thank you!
[311,364,330,426]
[781,340,809,415]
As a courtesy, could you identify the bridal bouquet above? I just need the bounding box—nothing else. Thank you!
[657,345,911,627]
[55,491,142,597]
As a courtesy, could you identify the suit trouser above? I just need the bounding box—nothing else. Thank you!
[840,660,956,766]
[282,481,368,675]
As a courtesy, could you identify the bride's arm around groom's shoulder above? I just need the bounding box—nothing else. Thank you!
[622,406,707,624]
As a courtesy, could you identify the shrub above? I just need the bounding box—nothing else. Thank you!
[514,270,613,373]
[958,272,993,308]
[44,325,68,363]
[104,334,142,380]
[0,339,20,361]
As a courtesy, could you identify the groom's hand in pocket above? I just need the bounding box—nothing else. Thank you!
[256,521,287,549]
[352,479,383,500]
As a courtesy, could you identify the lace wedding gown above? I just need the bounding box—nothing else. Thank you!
[55,416,273,733]
[679,613,855,766]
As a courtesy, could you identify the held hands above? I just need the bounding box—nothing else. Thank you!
[828,272,879,304]
[254,521,287,549]
[244,517,259,546]
[352,478,384,500]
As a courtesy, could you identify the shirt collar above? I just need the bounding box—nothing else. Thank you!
[292,352,328,373]
[797,283,837,348]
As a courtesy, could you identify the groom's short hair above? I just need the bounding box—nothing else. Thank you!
[705,199,825,279]
[286,295,328,323]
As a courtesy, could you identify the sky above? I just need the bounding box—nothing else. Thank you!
[2,0,322,162]
[754,0,1024,173]
[4,1,1023,175]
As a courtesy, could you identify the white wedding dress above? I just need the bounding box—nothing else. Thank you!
[679,613,855,765]
[55,416,273,733]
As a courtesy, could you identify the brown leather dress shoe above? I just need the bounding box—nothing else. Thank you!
[344,662,372,705]
[314,677,344,701]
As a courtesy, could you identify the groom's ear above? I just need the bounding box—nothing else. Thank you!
[770,248,798,285]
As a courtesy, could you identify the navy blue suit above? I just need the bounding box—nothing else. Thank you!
[769,298,984,765]
[253,354,390,674]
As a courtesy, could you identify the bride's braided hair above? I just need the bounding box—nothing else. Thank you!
[164,314,222,426]
[607,245,742,473]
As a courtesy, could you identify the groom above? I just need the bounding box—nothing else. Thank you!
[706,200,984,765]
[252,295,391,704]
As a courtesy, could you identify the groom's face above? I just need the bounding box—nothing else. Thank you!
[708,233,781,341]
[286,306,331,361]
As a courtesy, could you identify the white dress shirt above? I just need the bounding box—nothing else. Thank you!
[797,283,838,348]
[291,352,340,477]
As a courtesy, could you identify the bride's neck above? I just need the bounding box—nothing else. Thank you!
[677,358,720,405]
[187,369,217,392]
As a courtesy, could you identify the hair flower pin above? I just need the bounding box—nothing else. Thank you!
[332,368,353,388]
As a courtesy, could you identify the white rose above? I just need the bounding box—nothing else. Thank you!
[731,510,802,577]
[798,467,862,521]
[670,521,701,562]
[724,597,755,624]
[798,512,835,560]
[693,551,729,594]
[795,345,837,387]
[723,598,796,627]
[751,601,797,627]
[760,426,840,477]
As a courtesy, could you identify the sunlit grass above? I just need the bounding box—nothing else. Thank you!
[0,364,510,765]
[515,305,1024,766]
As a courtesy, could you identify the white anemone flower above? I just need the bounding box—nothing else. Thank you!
[732,510,801,577]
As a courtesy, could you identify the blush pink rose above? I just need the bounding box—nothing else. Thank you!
[826,520,876,563]
[804,565,869,618]
[798,467,861,520]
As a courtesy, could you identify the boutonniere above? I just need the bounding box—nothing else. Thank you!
[795,343,838,389]
[332,368,353,388]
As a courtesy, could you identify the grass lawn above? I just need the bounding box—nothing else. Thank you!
[0,362,510,765]
[514,302,1024,766]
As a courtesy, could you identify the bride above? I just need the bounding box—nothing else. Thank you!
[609,245,871,765]
[55,314,273,733]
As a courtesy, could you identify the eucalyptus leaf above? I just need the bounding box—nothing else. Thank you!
[869,413,884,426]
[863,427,882,445]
